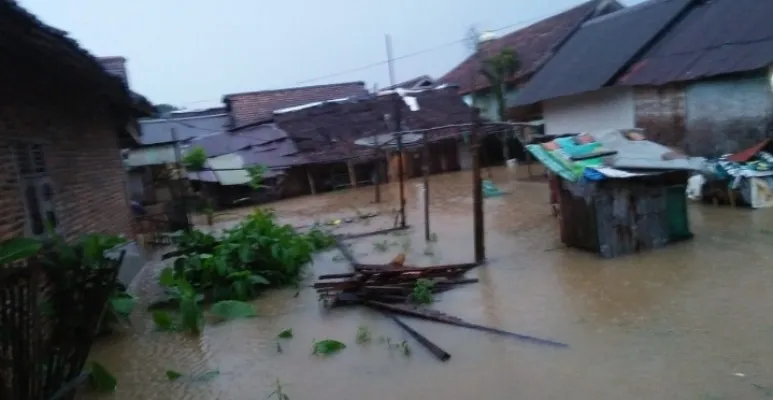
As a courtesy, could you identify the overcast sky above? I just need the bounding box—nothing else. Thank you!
[20,0,641,108]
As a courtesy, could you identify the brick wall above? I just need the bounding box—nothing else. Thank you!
[633,85,686,149]
[0,75,133,241]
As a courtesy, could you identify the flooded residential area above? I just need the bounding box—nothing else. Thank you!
[80,168,773,400]
[4,0,773,399]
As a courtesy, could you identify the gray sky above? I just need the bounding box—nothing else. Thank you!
[20,0,641,108]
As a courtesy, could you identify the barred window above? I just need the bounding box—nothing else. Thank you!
[12,142,58,237]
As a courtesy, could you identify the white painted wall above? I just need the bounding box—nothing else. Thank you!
[543,87,636,136]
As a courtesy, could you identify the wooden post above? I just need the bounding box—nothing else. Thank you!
[471,111,485,263]
[422,134,431,241]
[347,160,358,188]
[306,168,317,195]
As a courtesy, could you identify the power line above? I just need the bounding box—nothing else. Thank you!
[172,3,581,109]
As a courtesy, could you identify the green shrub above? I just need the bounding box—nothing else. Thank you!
[162,209,335,302]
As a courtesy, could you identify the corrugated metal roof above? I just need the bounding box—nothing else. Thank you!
[187,150,290,186]
[186,124,288,158]
[513,0,690,106]
[440,0,617,94]
[138,113,228,145]
[618,0,773,85]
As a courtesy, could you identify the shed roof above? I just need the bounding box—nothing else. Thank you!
[138,113,229,145]
[526,128,704,181]
[439,0,618,95]
[618,0,773,85]
[513,0,691,106]
[224,82,369,128]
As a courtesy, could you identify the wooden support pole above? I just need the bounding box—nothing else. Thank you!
[471,111,485,263]
[306,168,317,195]
[347,160,358,188]
[422,134,431,241]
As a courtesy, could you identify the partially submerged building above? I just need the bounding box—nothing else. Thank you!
[513,0,773,158]
[440,0,623,122]
[528,129,702,258]
[272,86,473,194]
[125,107,229,203]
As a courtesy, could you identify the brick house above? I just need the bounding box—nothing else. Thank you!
[512,0,773,158]
[0,0,150,242]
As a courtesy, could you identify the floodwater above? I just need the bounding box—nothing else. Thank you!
[81,167,773,400]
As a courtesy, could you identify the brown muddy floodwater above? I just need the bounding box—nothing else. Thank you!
[80,167,773,400]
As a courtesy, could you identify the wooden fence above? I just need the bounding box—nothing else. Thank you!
[0,252,123,400]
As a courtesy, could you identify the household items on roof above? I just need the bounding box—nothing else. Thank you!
[526,128,705,182]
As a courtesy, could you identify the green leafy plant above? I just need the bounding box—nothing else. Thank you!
[164,368,220,382]
[210,300,256,319]
[165,370,183,381]
[355,325,372,344]
[311,339,346,356]
[246,165,268,190]
[153,276,204,334]
[0,237,41,264]
[182,146,207,171]
[85,361,117,393]
[411,279,434,305]
[161,209,335,305]
[278,328,293,339]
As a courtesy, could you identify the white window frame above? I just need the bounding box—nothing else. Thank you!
[11,141,59,238]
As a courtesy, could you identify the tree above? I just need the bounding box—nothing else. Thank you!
[479,45,521,162]
[154,103,180,116]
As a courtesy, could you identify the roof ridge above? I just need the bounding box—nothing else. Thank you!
[224,81,366,99]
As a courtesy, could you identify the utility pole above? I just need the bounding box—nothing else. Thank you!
[385,33,406,228]
[468,29,485,263]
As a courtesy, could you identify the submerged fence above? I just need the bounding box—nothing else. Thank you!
[0,253,123,400]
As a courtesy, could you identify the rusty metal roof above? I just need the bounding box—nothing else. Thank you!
[274,87,472,164]
[513,0,691,106]
[618,0,773,85]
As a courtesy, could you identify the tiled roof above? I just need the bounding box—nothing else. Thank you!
[513,0,690,106]
[617,0,773,86]
[224,82,369,128]
[274,87,472,164]
[439,0,618,95]
[1,0,133,108]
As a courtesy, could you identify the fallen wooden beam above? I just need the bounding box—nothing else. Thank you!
[388,314,451,362]
[335,225,411,241]
[366,301,568,349]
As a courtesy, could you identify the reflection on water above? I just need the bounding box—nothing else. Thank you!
[80,167,773,400]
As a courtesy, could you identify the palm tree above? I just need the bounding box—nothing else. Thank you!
[479,47,521,162]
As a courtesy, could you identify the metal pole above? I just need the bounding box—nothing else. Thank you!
[422,132,431,241]
[471,111,485,263]
[385,33,406,228]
